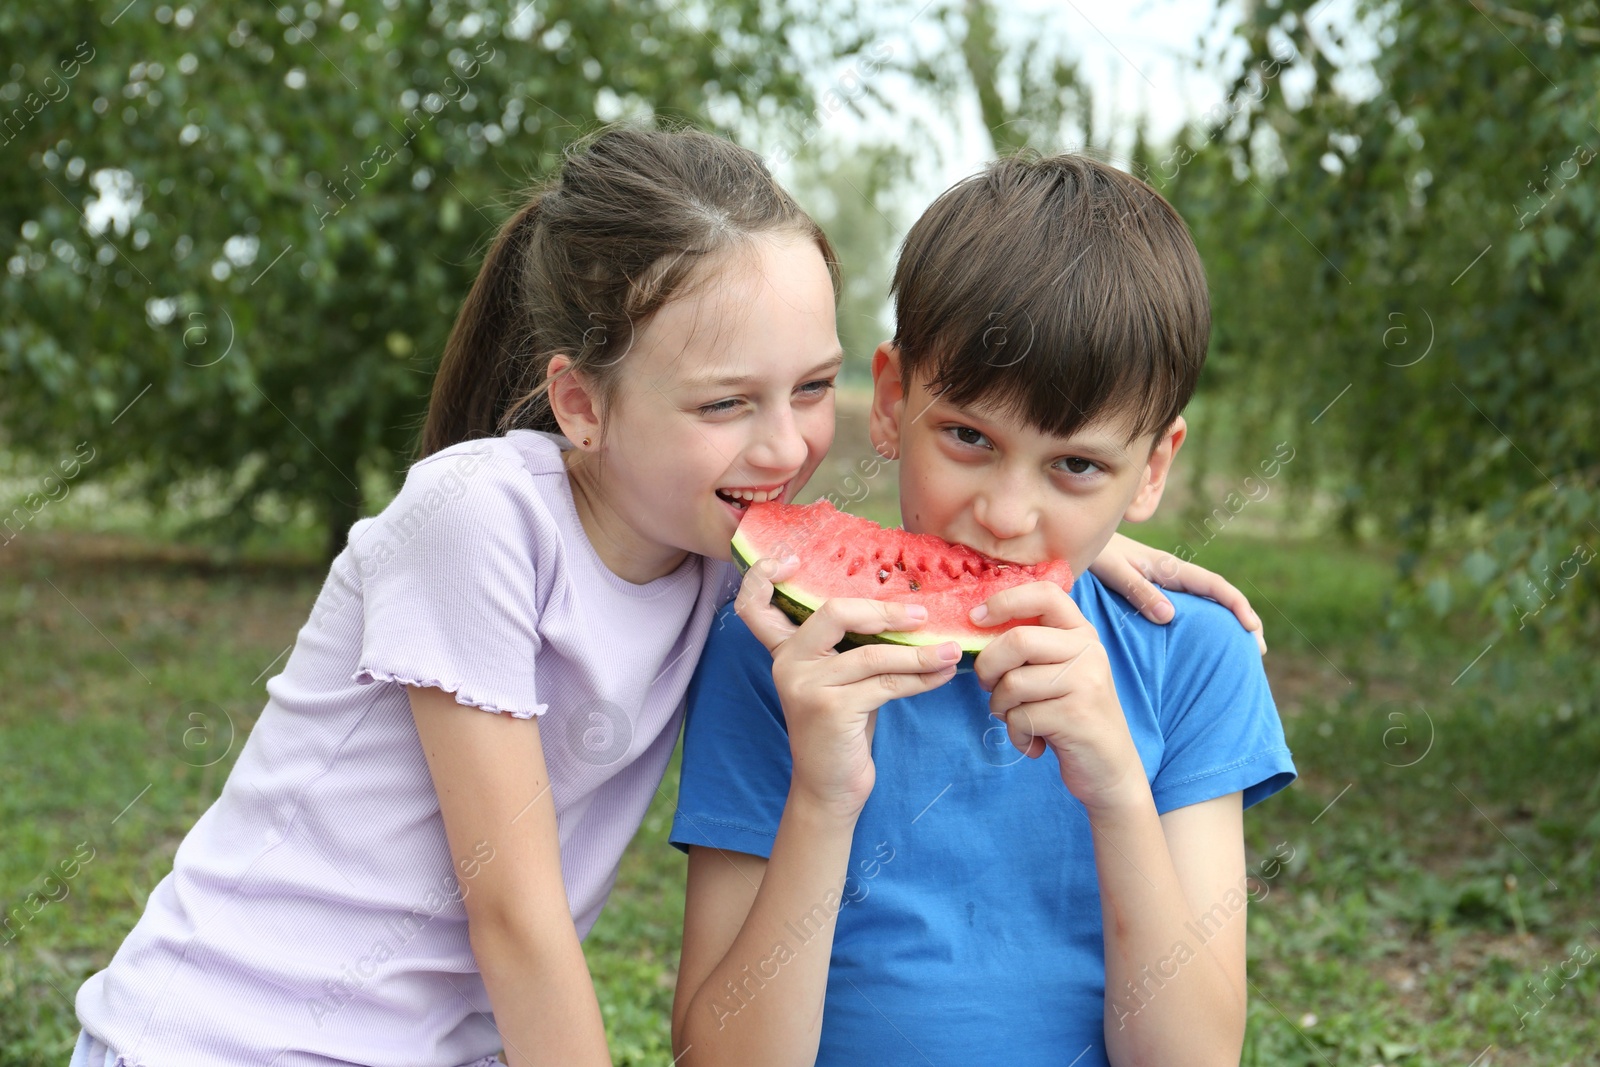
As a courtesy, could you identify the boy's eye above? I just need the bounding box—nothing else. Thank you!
[948,426,991,448]
[1055,456,1100,476]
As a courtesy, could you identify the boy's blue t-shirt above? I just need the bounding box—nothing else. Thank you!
[670,573,1297,1067]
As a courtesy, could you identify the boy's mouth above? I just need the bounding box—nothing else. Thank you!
[715,482,789,513]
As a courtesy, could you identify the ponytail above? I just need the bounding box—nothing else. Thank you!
[420,198,547,458]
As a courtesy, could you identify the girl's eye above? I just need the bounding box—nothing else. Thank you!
[948,426,991,448]
[1055,456,1100,476]
[698,398,742,416]
[797,378,836,398]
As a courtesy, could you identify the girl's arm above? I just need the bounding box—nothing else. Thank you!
[1090,531,1267,653]
[408,685,611,1067]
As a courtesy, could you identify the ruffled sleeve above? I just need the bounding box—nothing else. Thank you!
[352,442,547,719]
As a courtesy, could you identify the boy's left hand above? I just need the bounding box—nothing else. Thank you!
[971,581,1146,812]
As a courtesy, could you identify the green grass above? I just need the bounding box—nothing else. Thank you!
[4,508,1598,1064]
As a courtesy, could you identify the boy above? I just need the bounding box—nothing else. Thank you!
[668,154,1296,1067]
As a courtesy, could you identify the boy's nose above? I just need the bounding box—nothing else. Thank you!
[972,481,1039,542]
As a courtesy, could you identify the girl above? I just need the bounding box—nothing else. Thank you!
[70,127,1260,1067]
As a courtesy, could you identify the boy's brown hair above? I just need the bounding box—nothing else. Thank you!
[890,153,1209,444]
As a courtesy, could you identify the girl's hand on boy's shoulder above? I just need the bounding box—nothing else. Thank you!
[1089,531,1268,655]
[970,582,1148,813]
[734,558,961,819]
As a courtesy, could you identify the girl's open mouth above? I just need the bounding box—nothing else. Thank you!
[715,483,788,512]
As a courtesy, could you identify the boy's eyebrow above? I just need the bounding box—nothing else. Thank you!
[683,351,845,390]
[938,395,1137,460]
[1043,435,1133,463]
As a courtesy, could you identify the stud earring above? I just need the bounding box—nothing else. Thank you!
[581,437,591,447]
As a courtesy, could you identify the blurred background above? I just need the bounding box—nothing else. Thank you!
[2,1,1597,1063]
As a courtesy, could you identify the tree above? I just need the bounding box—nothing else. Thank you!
[1168,0,1600,655]
[2,0,831,557]
[782,138,906,377]
[950,0,1090,156]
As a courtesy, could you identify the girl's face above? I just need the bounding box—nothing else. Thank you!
[573,233,841,575]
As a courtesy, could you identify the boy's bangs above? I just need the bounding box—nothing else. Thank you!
[912,237,1189,444]
[919,302,1184,446]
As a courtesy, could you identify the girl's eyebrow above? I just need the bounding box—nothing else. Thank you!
[683,351,844,391]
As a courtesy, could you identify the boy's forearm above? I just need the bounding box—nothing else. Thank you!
[470,913,611,1067]
[1088,791,1246,1067]
[677,792,858,1067]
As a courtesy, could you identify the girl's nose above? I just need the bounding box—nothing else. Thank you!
[745,408,810,473]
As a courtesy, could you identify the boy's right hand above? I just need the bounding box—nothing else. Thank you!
[735,557,962,817]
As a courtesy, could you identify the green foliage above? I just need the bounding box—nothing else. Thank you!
[784,139,908,377]
[947,0,1090,155]
[1167,0,1600,658]
[1,0,832,557]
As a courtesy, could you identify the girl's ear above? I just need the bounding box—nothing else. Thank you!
[1124,416,1187,523]
[546,354,603,448]
[868,342,906,461]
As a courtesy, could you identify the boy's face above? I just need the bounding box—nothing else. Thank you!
[868,344,1184,578]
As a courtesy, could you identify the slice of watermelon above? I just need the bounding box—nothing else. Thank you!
[730,500,1073,665]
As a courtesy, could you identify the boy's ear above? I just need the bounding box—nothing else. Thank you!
[546,354,603,449]
[868,341,906,461]
[1123,416,1187,523]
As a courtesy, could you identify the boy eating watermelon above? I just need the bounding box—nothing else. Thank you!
[669,153,1297,1067]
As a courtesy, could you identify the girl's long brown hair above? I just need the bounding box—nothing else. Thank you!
[420,128,838,458]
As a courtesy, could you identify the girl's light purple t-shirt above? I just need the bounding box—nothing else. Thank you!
[75,430,737,1066]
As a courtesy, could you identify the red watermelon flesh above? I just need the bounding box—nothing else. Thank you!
[730,499,1073,657]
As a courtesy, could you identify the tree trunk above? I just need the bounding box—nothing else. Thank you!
[961,0,1027,156]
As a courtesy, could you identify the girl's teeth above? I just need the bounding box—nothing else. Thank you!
[720,485,784,504]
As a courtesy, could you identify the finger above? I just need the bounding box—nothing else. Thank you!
[734,554,801,652]
[784,597,930,662]
[994,708,1048,758]
[986,654,1093,716]
[836,661,960,707]
[811,638,964,690]
[1125,573,1176,625]
[970,580,1084,631]
[972,625,1088,694]
[1165,564,1263,636]
[1087,550,1175,624]
[1179,570,1267,653]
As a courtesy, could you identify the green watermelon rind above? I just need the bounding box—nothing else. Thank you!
[730,530,982,671]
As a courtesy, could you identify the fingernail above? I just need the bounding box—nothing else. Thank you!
[906,604,928,621]
[937,642,961,663]
[969,604,988,623]
[1154,600,1174,622]
[1256,631,1268,656]
[782,554,799,568]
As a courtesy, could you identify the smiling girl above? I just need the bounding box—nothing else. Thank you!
[71,128,1258,1067]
